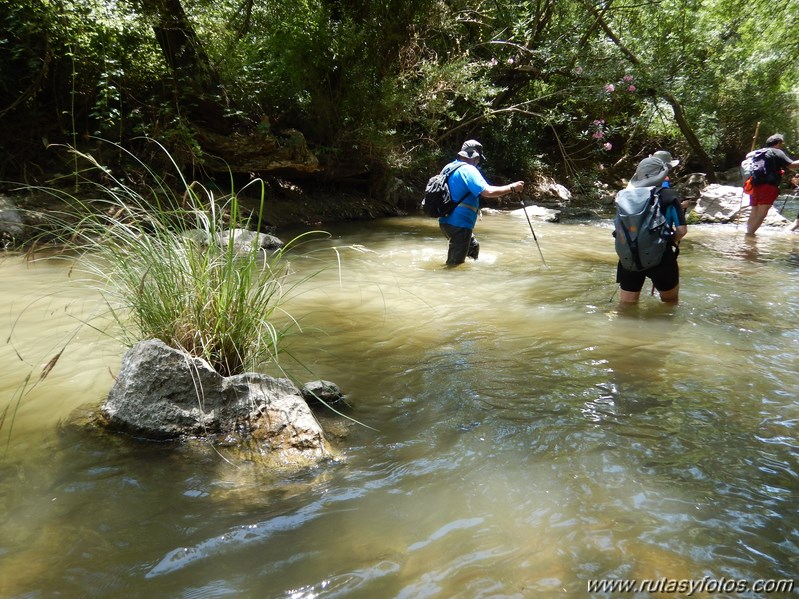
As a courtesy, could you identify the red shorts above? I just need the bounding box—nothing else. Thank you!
[749,183,780,206]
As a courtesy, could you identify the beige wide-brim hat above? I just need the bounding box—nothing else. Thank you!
[652,150,679,167]
[629,156,670,188]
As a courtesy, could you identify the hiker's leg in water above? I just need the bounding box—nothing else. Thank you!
[440,223,471,265]
[658,285,679,303]
[652,250,680,303]
[746,185,779,236]
[619,289,641,303]
[616,262,644,304]
[746,204,770,236]
[466,235,479,260]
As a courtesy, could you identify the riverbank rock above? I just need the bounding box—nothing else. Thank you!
[691,183,787,226]
[218,228,285,253]
[301,380,346,406]
[0,195,25,247]
[101,339,333,466]
[510,204,561,223]
[534,180,572,204]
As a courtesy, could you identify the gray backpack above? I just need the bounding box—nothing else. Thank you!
[613,186,670,271]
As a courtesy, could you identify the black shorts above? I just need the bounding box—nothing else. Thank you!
[616,247,679,293]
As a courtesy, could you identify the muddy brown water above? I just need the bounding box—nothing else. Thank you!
[1,210,798,597]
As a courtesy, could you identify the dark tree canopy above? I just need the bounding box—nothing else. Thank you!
[1,0,797,195]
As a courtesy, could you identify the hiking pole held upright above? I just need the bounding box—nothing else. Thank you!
[518,194,548,268]
[736,120,761,229]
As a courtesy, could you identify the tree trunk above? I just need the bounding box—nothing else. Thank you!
[135,0,231,133]
[138,0,218,91]
[130,0,323,177]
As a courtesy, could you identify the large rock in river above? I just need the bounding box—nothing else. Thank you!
[101,339,333,465]
[691,183,787,226]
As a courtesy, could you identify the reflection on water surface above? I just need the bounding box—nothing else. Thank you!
[1,212,798,597]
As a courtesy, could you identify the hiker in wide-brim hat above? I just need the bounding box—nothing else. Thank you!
[616,150,688,304]
[629,156,670,188]
[652,150,680,168]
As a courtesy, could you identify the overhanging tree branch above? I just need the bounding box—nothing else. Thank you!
[583,0,717,181]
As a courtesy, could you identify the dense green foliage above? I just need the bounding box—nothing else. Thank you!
[2,0,798,190]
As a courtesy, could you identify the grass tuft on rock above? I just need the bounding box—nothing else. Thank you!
[35,140,324,377]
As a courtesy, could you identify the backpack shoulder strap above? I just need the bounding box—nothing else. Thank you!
[443,163,471,205]
[441,162,465,177]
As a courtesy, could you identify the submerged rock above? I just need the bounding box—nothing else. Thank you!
[301,380,346,406]
[101,339,333,466]
[0,195,25,247]
[218,228,284,253]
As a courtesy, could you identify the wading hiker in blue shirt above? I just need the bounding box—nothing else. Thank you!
[439,140,525,266]
[616,151,687,304]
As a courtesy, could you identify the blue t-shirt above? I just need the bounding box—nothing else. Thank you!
[439,160,488,229]
[658,186,685,232]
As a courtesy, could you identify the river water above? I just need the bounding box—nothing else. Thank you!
[1,207,798,597]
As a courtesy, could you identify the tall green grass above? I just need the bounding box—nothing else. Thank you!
[37,140,324,377]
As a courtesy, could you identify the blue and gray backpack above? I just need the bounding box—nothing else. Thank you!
[613,186,672,271]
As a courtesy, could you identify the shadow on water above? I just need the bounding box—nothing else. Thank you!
[2,213,799,597]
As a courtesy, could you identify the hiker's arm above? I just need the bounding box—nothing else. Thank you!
[480,181,524,198]
[664,194,687,245]
[673,225,687,245]
[671,196,687,245]
[788,159,799,170]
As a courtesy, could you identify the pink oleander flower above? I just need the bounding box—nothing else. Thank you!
[603,142,613,151]
[623,74,634,82]
[604,83,615,93]
[592,130,605,139]
[628,85,636,92]
[575,66,584,74]
[593,119,605,126]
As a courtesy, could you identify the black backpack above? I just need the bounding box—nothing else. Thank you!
[421,163,467,217]
[613,186,671,271]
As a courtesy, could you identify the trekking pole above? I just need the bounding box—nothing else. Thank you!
[736,121,761,229]
[779,190,798,214]
[518,194,548,268]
